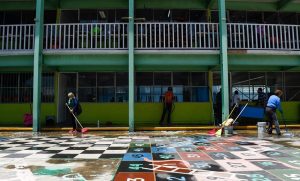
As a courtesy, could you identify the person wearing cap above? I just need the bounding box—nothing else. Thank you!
[265,89,283,135]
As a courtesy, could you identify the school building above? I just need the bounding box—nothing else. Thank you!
[0,0,300,131]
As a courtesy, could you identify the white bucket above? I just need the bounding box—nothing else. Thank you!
[224,126,233,135]
[257,122,266,134]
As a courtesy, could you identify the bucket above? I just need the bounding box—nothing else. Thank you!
[257,122,266,134]
[224,126,233,135]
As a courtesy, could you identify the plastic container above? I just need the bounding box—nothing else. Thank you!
[257,122,266,134]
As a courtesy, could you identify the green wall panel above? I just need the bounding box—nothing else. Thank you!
[77,103,129,126]
[281,102,300,123]
[135,102,212,126]
[0,103,56,126]
[0,102,299,126]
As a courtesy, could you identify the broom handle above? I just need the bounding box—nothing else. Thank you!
[228,103,238,119]
[232,103,249,125]
[65,103,84,129]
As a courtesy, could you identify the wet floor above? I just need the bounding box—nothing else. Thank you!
[0,130,300,181]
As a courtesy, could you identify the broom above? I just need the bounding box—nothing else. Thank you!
[215,103,249,136]
[208,103,238,135]
[65,103,89,133]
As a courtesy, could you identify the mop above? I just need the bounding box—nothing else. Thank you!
[280,112,294,137]
[208,103,238,135]
[215,103,249,136]
[65,103,89,133]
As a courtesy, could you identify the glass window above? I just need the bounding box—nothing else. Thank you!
[192,72,207,86]
[79,88,96,102]
[285,72,300,86]
[42,73,55,102]
[2,73,18,87]
[136,86,152,102]
[191,87,209,102]
[97,73,114,86]
[285,87,300,101]
[173,72,189,86]
[79,73,96,87]
[116,87,128,102]
[19,73,33,87]
[136,72,153,86]
[267,72,283,89]
[98,87,115,102]
[116,72,128,86]
[154,72,171,85]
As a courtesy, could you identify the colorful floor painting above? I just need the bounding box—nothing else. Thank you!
[0,132,300,181]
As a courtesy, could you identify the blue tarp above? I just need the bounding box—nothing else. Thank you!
[239,105,265,119]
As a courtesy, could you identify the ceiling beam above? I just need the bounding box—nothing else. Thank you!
[277,0,293,10]
[206,0,217,9]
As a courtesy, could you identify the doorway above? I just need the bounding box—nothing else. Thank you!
[58,73,77,126]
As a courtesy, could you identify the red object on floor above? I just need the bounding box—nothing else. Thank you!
[207,128,217,135]
[81,128,89,133]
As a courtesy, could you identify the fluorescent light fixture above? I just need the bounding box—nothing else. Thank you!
[99,11,106,19]
[168,9,170,18]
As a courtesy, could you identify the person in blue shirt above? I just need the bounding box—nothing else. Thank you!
[67,92,79,133]
[265,89,283,135]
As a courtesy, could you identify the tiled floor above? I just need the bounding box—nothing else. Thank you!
[0,131,299,180]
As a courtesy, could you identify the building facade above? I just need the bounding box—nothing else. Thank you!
[0,0,300,131]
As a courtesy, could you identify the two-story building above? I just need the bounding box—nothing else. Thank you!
[0,0,299,131]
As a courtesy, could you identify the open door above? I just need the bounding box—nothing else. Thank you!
[58,73,77,126]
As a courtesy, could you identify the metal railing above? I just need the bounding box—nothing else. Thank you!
[1,23,300,52]
[0,24,35,51]
[44,23,128,50]
[135,23,219,49]
[228,23,300,50]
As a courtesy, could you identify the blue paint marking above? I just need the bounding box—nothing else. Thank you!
[151,147,177,153]
[123,153,152,161]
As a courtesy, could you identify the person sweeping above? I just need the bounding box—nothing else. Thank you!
[265,89,283,136]
[67,92,81,133]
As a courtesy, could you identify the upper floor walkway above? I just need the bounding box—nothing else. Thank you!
[0,22,300,53]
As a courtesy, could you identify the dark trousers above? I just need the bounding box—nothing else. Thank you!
[160,103,172,125]
[265,107,281,135]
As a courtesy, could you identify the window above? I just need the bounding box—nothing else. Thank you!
[136,9,153,22]
[44,10,57,24]
[285,72,300,101]
[61,10,79,23]
[78,73,96,102]
[247,11,263,23]
[97,73,115,102]
[0,73,54,103]
[4,11,21,24]
[190,10,206,22]
[136,72,208,102]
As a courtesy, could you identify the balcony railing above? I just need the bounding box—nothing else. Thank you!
[228,23,300,50]
[0,23,300,52]
[0,24,35,51]
[44,23,128,50]
[135,23,219,49]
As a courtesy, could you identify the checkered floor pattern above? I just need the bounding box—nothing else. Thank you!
[1,134,300,180]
